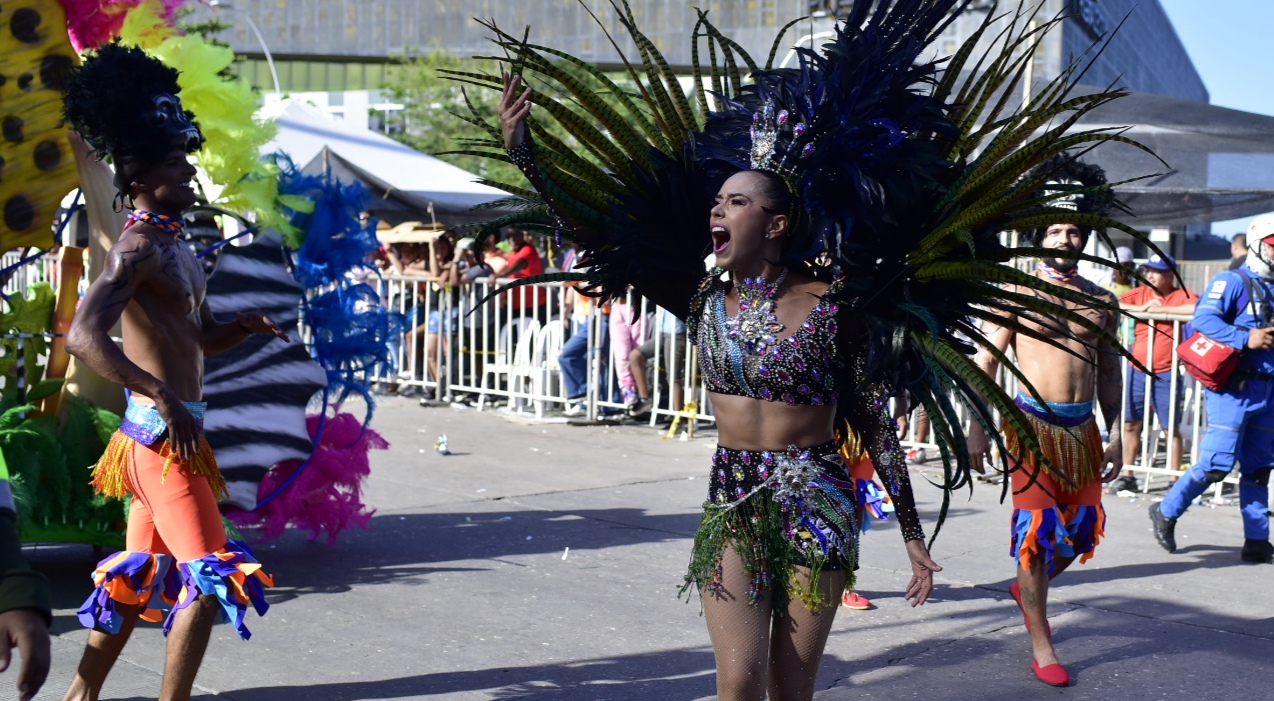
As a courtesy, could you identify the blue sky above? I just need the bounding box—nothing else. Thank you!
[1159,0,1274,236]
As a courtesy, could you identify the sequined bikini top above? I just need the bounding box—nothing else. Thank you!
[693,273,847,406]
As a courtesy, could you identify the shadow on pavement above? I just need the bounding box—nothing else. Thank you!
[820,587,1274,697]
[32,506,702,613]
[210,646,717,700]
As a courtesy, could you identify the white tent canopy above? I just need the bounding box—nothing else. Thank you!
[260,100,507,224]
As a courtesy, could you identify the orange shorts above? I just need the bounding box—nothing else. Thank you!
[124,438,228,562]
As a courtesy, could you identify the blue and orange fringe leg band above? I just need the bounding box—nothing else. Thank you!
[1009,507,1075,576]
[168,539,273,640]
[83,432,269,639]
[77,551,181,634]
[1060,503,1106,564]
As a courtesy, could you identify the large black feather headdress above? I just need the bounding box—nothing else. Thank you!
[695,1,959,267]
[61,41,204,196]
[447,0,1168,539]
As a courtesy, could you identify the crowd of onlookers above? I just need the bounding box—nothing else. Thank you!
[366,225,690,420]
[363,222,1245,477]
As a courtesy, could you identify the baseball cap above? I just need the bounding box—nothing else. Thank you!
[1115,246,1134,263]
[1250,213,1274,243]
[1143,252,1175,271]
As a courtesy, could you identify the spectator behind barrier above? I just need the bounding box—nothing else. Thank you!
[1105,246,1138,345]
[558,245,613,415]
[419,231,462,402]
[610,291,651,411]
[376,242,430,395]
[1229,232,1248,271]
[628,306,687,418]
[1151,215,1274,564]
[1115,253,1198,492]
[485,228,545,314]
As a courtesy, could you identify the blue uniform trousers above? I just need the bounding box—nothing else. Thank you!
[1160,378,1274,540]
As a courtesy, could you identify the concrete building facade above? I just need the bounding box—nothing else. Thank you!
[195,0,1207,130]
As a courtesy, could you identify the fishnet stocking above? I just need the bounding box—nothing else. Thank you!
[702,547,847,701]
[768,565,845,700]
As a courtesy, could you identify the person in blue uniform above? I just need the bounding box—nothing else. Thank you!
[1151,214,1274,563]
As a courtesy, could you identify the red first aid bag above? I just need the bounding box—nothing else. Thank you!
[1177,332,1241,391]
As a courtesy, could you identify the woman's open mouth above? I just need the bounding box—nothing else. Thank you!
[712,225,731,255]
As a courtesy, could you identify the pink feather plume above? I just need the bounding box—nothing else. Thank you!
[61,0,188,52]
[228,412,386,545]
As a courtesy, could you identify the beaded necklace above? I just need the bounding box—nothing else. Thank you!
[126,210,185,236]
[1037,260,1079,283]
[724,268,789,355]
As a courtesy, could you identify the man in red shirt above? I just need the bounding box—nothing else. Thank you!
[1117,253,1199,490]
[488,229,545,312]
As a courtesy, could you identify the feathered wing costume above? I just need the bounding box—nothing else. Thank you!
[448,0,1161,603]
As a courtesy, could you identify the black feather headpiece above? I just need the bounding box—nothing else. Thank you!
[695,1,960,267]
[61,42,204,196]
[1023,155,1115,247]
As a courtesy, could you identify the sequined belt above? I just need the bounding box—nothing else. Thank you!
[1014,393,1093,428]
[120,395,207,446]
[707,440,851,506]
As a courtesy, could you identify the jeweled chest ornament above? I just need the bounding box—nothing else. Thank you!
[725,268,789,355]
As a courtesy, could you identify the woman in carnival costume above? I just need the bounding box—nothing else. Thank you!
[60,42,279,700]
[455,1,1160,696]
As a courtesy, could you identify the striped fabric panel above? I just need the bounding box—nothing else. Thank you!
[202,231,328,496]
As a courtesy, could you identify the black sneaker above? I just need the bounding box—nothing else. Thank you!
[1109,475,1139,494]
[1240,539,1274,563]
[1148,503,1178,553]
[627,397,653,419]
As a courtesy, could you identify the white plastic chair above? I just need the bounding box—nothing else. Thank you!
[528,321,567,416]
[478,318,541,411]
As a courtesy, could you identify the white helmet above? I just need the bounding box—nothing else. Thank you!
[1250,213,1274,243]
[1246,213,1274,280]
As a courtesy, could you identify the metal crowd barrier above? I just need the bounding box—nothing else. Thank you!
[1114,311,1247,502]
[368,275,716,430]
[2,255,1264,505]
[2,250,59,298]
[365,272,1220,497]
[890,308,1250,502]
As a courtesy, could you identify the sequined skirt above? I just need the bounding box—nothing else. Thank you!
[682,441,860,611]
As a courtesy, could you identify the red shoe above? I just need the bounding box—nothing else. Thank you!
[841,591,872,609]
[1031,661,1069,687]
[1009,582,1052,638]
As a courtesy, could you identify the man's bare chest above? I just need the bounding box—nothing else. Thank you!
[142,242,204,316]
[1019,287,1112,344]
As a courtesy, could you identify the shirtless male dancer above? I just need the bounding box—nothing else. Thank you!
[966,164,1123,688]
[62,44,282,701]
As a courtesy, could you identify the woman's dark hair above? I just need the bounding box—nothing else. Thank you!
[750,169,806,241]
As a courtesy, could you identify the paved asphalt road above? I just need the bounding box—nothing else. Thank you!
[21,397,1274,700]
